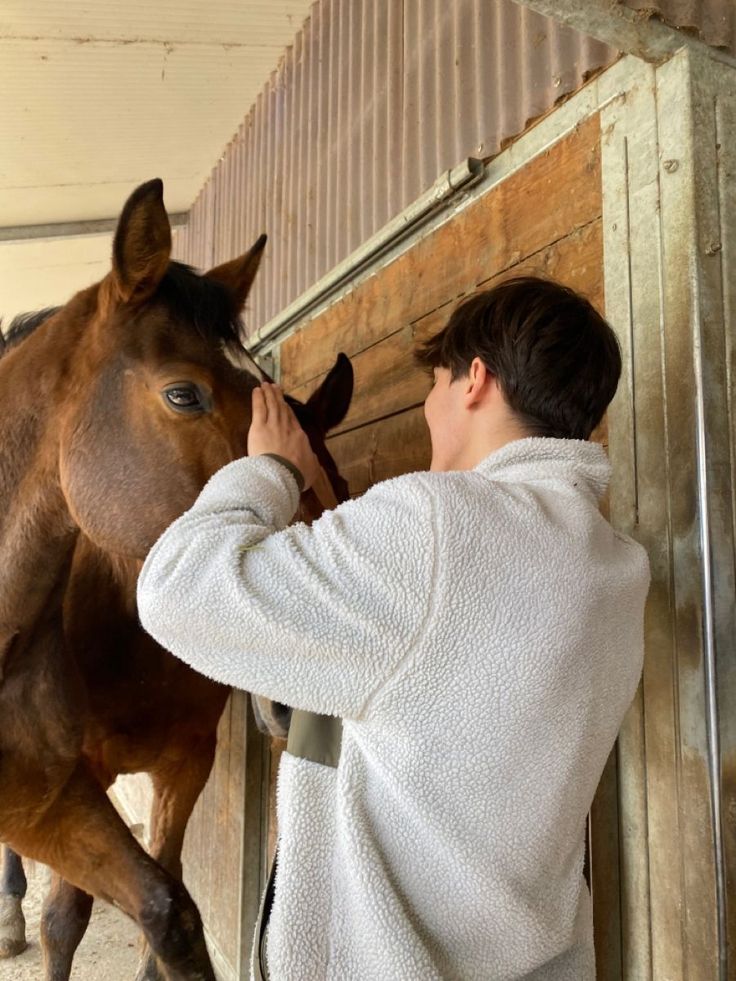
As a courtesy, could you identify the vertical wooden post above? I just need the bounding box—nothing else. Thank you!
[236,695,269,978]
[602,48,736,981]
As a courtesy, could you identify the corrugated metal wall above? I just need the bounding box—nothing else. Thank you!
[622,0,735,54]
[172,0,735,337]
[173,0,616,334]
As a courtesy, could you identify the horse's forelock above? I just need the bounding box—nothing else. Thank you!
[158,262,246,353]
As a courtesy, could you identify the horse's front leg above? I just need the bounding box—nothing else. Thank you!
[7,759,215,981]
[0,846,27,957]
[39,765,114,980]
[40,874,94,981]
[135,735,218,981]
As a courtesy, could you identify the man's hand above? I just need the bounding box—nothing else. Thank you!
[248,383,320,491]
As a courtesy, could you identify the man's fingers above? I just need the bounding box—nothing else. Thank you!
[262,383,282,422]
[252,386,267,424]
[248,382,317,485]
[264,383,292,425]
[256,382,300,435]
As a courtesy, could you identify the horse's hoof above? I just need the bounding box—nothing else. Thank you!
[0,895,27,958]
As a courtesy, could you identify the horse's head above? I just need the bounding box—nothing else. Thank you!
[55,179,353,562]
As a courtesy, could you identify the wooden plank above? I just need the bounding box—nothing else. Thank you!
[290,219,605,443]
[475,217,604,311]
[652,57,718,979]
[326,405,431,498]
[226,691,247,975]
[239,695,268,977]
[211,698,232,961]
[601,74,655,980]
[210,703,226,955]
[292,323,432,437]
[712,63,736,974]
[180,693,248,977]
[600,56,734,978]
[605,67,683,980]
[590,746,622,979]
[281,113,602,390]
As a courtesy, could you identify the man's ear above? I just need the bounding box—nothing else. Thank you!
[306,353,354,433]
[112,179,171,303]
[206,234,267,311]
[465,358,490,405]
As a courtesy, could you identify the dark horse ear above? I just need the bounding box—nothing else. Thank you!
[306,353,354,433]
[112,178,172,303]
[206,234,267,311]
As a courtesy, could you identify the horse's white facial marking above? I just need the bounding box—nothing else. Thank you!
[222,343,251,372]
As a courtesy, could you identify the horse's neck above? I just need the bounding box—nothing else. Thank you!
[0,323,81,646]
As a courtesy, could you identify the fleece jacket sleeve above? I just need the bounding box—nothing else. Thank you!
[136,455,437,719]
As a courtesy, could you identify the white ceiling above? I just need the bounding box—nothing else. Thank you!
[0,234,112,329]
[0,0,314,323]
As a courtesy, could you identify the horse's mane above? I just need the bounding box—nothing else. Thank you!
[0,262,247,358]
[2,308,60,354]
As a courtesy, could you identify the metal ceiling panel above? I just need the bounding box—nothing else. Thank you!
[0,0,314,227]
[1,0,313,45]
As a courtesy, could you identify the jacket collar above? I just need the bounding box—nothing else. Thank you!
[472,437,611,501]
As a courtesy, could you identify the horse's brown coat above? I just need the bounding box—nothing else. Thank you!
[0,179,352,981]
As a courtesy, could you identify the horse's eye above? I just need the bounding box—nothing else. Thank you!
[167,387,198,406]
[163,385,205,413]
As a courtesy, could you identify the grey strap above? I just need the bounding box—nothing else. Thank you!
[286,709,343,767]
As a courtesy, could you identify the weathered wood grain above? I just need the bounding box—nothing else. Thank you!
[290,218,605,452]
[325,405,431,498]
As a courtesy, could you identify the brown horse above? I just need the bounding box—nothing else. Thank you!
[0,178,353,980]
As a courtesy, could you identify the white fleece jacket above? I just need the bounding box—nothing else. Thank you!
[137,437,650,981]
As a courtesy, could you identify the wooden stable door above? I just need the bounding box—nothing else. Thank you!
[272,113,619,968]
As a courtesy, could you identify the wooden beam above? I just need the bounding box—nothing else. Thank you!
[602,48,736,979]
[510,0,736,67]
[0,213,188,243]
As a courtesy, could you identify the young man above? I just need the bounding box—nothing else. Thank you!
[138,277,650,980]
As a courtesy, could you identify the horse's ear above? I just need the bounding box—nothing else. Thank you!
[111,179,171,303]
[206,234,267,310]
[306,353,354,433]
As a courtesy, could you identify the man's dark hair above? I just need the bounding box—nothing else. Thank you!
[414,276,621,440]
